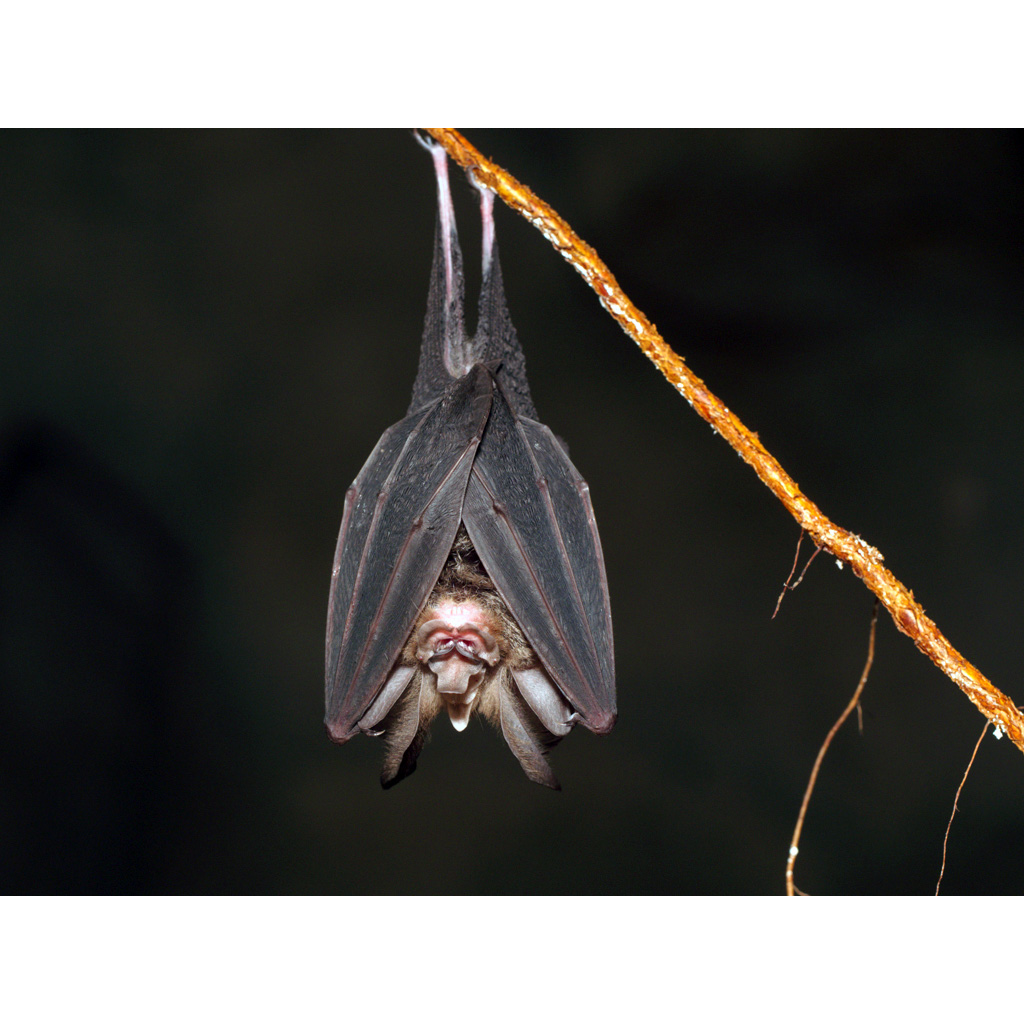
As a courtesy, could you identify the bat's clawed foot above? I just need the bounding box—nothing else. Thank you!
[412,129,442,153]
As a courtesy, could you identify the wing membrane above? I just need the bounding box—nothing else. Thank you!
[325,366,493,739]
[463,380,615,733]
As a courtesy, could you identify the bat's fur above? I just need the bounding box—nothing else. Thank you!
[380,526,561,789]
[416,526,535,671]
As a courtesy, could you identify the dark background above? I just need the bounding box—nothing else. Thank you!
[1,129,1021,894]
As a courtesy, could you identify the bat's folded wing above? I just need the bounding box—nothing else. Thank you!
[463,381,616,733]
[325,366,493,740]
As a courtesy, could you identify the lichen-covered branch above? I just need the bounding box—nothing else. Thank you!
[424,127,1024,755]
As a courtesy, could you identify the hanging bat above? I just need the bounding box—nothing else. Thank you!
[325,135,615,789]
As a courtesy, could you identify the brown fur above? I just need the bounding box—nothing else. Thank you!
[399,525,536,673]
[380,526,559,787]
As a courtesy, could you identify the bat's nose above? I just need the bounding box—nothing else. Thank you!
[430,649,488,733]
[432,649,484,695]
[428,647,483,696]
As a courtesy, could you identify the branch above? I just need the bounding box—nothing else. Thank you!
[424,128,1024,756]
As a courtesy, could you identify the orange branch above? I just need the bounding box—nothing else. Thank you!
[425,128,1024,755]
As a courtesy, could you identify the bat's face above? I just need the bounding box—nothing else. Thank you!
[392,524,559,733]
[324,139,615,789]
[413,604,500,731]
[405,527,524,732]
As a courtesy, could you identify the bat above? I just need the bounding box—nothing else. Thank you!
[325,135,615,789]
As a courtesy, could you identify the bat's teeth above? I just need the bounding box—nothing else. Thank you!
[447,702,473,731]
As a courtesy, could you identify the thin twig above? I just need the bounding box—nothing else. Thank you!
[935,722,989,895]
[773,533,820,618]
[772,530,804,620]
[786,600,879,896]
[791,544,823,591]
[425,128,1024,756]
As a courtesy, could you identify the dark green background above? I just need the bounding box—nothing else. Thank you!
[2,130,1021,893]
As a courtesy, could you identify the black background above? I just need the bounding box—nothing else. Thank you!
[1,129,1021,894]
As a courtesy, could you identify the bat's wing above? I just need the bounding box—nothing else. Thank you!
[497,675,562,790]
[463,378,616,734]
[325,365,493,741]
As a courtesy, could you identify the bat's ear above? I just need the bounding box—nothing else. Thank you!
[408,134,471,412]
[469,173,537,420]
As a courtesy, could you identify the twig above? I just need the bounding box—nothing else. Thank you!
[772,532,820,618]
[935,721,989,895]
[791,544,822,591]
[424,128,1024,756]
[786,600,879,896]
[772,530,804,620]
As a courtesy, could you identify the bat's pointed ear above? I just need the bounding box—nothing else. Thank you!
[409,133,471,412]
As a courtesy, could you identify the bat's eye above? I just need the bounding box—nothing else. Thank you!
[414,614,500,666]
